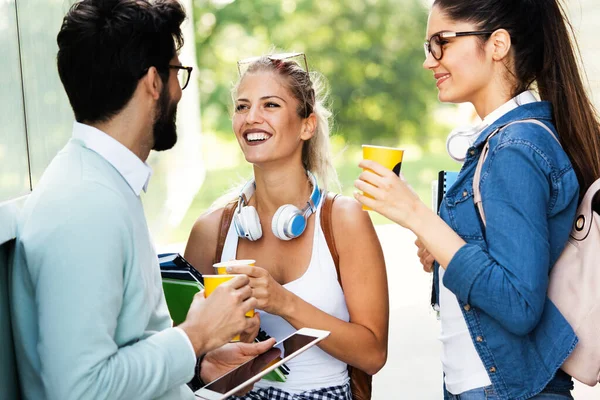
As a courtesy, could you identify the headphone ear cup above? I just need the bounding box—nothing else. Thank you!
[272,205,306,241]
[235,205,262,241]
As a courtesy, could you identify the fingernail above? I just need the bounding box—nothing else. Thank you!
[226,267,232,273]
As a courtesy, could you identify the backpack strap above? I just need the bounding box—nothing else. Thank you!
[214,201,237,265]
[320,191,340,277]
[320,191,373,400]
[473,119,559,227]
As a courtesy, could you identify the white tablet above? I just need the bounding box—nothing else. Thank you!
[194,327,330,400]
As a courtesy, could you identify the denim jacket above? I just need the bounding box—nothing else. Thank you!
[432,102,580,400]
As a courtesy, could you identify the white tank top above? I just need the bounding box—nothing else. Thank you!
[220,195,350,393]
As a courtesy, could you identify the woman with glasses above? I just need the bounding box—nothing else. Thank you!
[355,0,600,399]
[184,54,389,399]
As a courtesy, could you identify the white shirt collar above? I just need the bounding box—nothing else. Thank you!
[72,121,152,196]
[480,90,538,127]
[446,91,539,162]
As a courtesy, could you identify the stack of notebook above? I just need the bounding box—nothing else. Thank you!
[159,253,204,326]
[158,253,288,383]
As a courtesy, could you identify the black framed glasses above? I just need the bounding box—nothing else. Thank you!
[424,31,493,61]
[169,65,193,90]
[237,52,308,76]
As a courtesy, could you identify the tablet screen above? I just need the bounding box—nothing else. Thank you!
[199,332,323,396]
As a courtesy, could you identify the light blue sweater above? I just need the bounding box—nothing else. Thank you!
[10,139,196,400]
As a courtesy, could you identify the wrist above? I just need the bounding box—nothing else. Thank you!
[187,353,206,392]
[406,201,433,233]
[278,289,296,320]
[179,322,209,357]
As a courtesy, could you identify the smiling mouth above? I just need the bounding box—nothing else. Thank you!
[436,74,450,86]
[244,132,272,143]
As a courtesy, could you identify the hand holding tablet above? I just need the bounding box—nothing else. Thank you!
[195,328,330,400]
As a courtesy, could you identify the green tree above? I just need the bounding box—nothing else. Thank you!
[193,0,439,147]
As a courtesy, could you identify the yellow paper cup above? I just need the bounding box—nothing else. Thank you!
[203,274,236,297]
[361,145,404,210]
[203,274,255,342]
[213,259,256,275]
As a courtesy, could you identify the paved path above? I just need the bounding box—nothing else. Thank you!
[371,224,599,399]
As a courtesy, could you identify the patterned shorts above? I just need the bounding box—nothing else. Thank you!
[230,383,352,400]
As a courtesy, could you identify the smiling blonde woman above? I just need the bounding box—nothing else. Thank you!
[185,54,389,400]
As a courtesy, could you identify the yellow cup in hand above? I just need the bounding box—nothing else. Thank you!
[361,145,404,211]
[203,274,255,342]
[213,259,255,275]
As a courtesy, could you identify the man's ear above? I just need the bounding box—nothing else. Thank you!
[300,113,317,140]
[489,29,512,61]
[141,66,163,100]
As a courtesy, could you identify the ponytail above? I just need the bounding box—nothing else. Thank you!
[536,0,600,198]
[434,0,600,198]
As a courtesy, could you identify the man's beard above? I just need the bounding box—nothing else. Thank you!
[152,86,178,151]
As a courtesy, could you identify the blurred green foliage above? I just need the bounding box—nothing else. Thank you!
[171,0,462,244]
[193,0,439,146]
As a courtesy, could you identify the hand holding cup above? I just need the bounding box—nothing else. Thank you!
[225,265,290,317]
[179,274,257,354]
[354,152,423,228]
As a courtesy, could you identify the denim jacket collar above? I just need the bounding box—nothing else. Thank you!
[472,101,554,149]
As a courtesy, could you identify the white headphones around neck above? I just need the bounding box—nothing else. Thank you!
[233,171,322,241]
[446,123,488,162]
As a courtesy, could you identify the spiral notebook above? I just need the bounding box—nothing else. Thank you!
[430,171,459,310]
[431,171,459,214]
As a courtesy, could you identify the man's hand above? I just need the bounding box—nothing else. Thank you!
[200,338,277,384]
[238,312,261,343]
[179,275,258,355]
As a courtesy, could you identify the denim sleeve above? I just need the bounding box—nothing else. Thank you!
[443,141,559,336]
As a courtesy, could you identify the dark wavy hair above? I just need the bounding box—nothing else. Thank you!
[434,0,600,198]
[57,0,186,123]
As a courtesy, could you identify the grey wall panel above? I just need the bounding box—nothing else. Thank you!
[15,0,73,187]
[0,0,30,203]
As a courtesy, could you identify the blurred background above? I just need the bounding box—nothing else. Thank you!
[2,0,597,245]
[147,0,462,246]
[1,0,599,398]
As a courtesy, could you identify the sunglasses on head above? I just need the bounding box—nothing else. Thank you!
[237,52,308,76]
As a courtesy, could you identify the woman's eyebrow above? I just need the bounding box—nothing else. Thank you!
[236,95,287,103]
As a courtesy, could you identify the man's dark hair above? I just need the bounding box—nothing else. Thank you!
[57,0,186,123]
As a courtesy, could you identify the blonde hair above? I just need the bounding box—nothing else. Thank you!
[232,55,339,191]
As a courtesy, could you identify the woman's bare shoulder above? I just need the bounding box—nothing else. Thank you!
[193,206,227,232]
[185,205,232,272]
[329,194,373,228]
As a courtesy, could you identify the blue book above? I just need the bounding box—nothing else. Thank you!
[159,253,204,285]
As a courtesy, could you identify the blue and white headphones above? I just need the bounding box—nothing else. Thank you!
[233,171,322,241]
